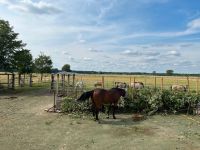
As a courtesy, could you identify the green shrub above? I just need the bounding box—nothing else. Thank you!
[121,88,200,114]
[61,88,200,116]
[61,97,91,114]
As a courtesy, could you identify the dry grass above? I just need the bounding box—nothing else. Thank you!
[0,88,200,150]
[76,74,199,92]
[0,73,199,92]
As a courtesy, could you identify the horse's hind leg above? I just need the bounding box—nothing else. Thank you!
[112,105,116,119]
[95,109,99,121]
[92,105,95,117]
[106,104,112,119]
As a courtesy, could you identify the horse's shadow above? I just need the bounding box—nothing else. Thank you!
[98,116,145,126]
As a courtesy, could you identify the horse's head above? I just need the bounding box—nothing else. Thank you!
[119,88,126,97]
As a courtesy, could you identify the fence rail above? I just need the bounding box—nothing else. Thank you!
[0,73,199,93]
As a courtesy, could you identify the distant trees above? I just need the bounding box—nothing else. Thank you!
[51,68,59,73]
[0,19,26,72]
[152,71,156,75]
[62,64,71,72]
[14,49,33,74]
[34,53,53,80]
[166,69,174,76]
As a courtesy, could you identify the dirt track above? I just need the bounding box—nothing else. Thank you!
[0,88,200,150]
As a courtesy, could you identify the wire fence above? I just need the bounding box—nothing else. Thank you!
[0,73,199,94]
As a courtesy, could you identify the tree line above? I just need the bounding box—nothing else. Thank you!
[0,19,71,76]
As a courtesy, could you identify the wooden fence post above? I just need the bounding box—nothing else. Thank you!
[51,74,54,90]
[56,74,59,94]
[61,74,64,88]
[154,76,157,89]
[7,74,10,88]
[129,77,132,86]
[18,73,21,87]
[73,74,75,86]
[67,74,70,86]
[29,74,32,87]
[133,77,135,88]
[196,78,199,95]
[187,76,190,92]
[12,73,15,89]
[161,77,163,91]
[102,76,104,88]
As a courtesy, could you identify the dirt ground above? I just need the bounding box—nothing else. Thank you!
[0,88,200,150]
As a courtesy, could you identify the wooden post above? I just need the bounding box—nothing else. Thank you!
[29,74,32,87]
[53,91,56,110]
[24,74,26,85]
[102,76,104,88]
[18,73,21,87]
[61,74,64,88]
[196,78,199,95]
[73,74,75,86]
[7,74,10,88]
[154,76,157,89]
[67,74,70,86]
[51,74,54,90]
[56,74,59,94]
[129,77,132,87]
[12,73,15,89]
[133,77,135,88]
[187,76,190,92]
[161,77,163,91]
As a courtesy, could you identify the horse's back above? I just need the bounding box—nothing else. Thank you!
[93,88,122,105]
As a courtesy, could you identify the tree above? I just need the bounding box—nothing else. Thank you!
[14,49,33,74]
[152,71,156,75]
[34,53,53,80]
[51,68,59,73]
[62,64,71,72]
[0,19,26,72]
[166,69,174,76]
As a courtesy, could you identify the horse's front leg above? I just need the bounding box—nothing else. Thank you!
[106,104,112,119]
[92,105,95,117]
[112,104,117,119]
[95,109,99,121]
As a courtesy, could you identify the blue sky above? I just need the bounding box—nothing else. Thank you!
[1,0,200,73]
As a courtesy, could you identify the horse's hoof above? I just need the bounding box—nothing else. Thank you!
[113,117,116,119]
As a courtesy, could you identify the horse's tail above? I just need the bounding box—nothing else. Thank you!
[76,90,94,102]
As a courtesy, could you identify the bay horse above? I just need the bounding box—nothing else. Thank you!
[77,88,126,120]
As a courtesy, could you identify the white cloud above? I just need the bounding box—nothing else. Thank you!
[115,17,200,41]
[167,50,181,56]
[89,48,103,53]
[122,50,140,55]
[187,18,200,31]
[83,57,92,61]
[0,0,10,5]
[1,0,62,14]
[62,51,69,55]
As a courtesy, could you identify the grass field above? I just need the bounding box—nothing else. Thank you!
[75,74,199,92]
[0,73,199,92]
[0,87,200,150]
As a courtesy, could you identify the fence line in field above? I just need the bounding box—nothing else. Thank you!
[0,73,200,94]
[76,74,200,93]
[0,73,53,90]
